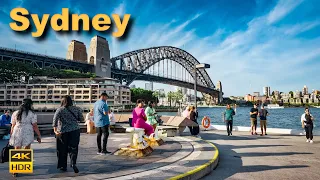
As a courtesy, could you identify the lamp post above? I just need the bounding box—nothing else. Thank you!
[194,63,210,110]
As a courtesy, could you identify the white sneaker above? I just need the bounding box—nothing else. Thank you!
[310,140,313,143]
[306,139,310,143]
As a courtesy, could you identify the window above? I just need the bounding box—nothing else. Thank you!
[19,91,25,94]
[40,91,46,94]
[32,96,38,99]
[83,96,89,99]
[0,91,4,94]
[61,91,68,94]
[75,96,82,99]
[40,96,46,99]
[54,90,60,94]
[83,90,90,94]
[33,91,39,94]
[75,90,82,94]
[0,96,4,99]
[12,91,18,94]
[19,96,24,99]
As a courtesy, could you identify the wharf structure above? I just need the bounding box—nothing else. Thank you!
[0,77,131,111]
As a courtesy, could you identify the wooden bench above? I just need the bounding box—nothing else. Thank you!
[157,125,179,137]
[158,116,199,136]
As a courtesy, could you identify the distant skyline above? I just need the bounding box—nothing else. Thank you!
[1,0,320,96]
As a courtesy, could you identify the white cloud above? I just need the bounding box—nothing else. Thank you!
[267,0,304,24]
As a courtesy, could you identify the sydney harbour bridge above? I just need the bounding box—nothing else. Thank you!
[0,36,222,104]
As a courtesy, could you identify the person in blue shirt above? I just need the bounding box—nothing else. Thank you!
[94,93,110,155]
[0,110,12,135]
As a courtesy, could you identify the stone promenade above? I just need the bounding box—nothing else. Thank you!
[201,130,320,180]
[0,132,218,180]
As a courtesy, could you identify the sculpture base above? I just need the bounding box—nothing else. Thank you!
[114,146,153,158]
[147,138,165,148]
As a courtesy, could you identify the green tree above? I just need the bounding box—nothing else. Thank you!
[173,90,183,106]
[130,88,157,104]
[0,61,95,83]
[167,91,175,107]
[289,91,294,98]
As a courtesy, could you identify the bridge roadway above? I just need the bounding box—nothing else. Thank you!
[201,130,320,180]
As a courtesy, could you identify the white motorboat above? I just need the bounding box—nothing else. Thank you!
[266,104,284,109]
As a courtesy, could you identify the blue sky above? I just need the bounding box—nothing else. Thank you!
[0,0,319,96]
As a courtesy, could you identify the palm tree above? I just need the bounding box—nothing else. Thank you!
[167,91,174,107]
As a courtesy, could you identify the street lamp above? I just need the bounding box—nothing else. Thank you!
[194,63,210,110]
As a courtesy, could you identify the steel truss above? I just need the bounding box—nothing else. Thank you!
[111,46,215,90]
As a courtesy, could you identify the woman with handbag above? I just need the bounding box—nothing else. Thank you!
[9,99,41,177]
[52,96,83,173]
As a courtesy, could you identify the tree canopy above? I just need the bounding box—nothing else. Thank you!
[130,88,158,104]
[0,61,95,83]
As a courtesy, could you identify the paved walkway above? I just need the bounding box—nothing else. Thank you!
[201,130,320,180]
[0,132,218,180]
[0,133,181,179]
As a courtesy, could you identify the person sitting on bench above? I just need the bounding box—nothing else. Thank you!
[132,99,154,136]
[0,110,12,136]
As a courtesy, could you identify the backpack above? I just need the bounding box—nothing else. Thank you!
[1,142,14,163]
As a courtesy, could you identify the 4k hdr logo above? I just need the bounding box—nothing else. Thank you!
[9,149,33,174]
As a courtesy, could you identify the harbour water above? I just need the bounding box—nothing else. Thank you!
[158,107,320,131]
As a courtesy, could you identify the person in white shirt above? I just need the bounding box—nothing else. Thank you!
[108,110,116,126]
[85,108,95,134]
[301,107,314,143]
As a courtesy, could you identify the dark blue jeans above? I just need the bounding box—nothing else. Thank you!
[226,120,233,134]
[305,124,313,140]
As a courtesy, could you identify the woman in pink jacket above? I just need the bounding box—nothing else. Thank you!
[132,99,154,136]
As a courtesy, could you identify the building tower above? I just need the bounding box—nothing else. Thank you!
[217,81,223,103]
[263,86,271,97]
[88,35,111,77]
[303,85,308,95]
[66,40,88,63]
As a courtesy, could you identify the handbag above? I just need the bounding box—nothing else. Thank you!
[1,142,14,163]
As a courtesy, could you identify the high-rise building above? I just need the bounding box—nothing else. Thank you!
[182,87,187,94]
[217,81,223,103]
[145,82,153,91]
[66,40,88,63]
[303,85,308,95]
[263,86,271,97]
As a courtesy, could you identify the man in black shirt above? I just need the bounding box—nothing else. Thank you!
[250,104,258,135]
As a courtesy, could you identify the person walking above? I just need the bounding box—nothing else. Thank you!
[250,104,259,135]
[85,108,95,134]
[94,93,111,155]
[132,99,154,136]
[53,96,83,173]
[258,106,269,136]
[223,104,236,136]
[0,110,12,138]
[145,101,158,131]
[9,99,41,177]
[301,107,314,143]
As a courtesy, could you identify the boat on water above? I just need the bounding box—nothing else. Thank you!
[266,104,284,109]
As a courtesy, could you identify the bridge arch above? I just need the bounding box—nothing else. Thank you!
[111,46,215,90]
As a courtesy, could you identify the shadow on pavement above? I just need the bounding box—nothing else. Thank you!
[200,132,311,180]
